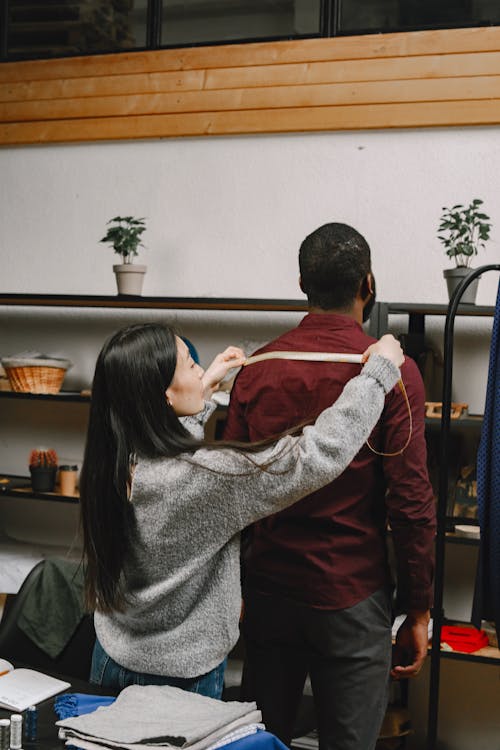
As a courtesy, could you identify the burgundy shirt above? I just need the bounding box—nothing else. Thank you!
[224,313,436,612]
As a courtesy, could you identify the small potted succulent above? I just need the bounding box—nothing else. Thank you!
[100,216,147,296]
[29,447,58,492]
[438,199,491,304]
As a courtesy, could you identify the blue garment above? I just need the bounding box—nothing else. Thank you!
[90,638,226,698]
[181,337,200,364]
[54,693,115,720]
[473,279,500,641]
[227,731,288,750]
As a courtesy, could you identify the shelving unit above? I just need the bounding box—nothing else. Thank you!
[0,390,89,403]
[445,534,479,547]
[0,292,371,510]
[0,474,79,504]
[2,289,500,748]
[425,415,483,429]
[0,293,309,313]
[0,293,307,600]
[0,293,310,508]
[425,265,500,750]
[438,640,500,666]
[372,270,500,749]
[372,301,495,360]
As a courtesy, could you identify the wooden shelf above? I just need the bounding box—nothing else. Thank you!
[0,474,79,504]
[425,414,483,429]
[0,293,308,313]
[439,644,500,665]
[385,302,496,317]
[0,390,89,403]
[445,533,479,547]
[1,294,493,315]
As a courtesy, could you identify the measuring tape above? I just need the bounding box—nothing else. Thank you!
[243,350,412,457]
[244,351,364,366]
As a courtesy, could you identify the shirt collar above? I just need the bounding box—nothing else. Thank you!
[298,312,363,333]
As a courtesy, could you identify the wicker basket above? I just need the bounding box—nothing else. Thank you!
[1,356,72,394]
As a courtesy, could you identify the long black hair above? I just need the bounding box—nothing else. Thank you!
[80,323,202,613]
[80,323,307,613]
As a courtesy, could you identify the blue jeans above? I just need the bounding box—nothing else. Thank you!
[90,637,226,699]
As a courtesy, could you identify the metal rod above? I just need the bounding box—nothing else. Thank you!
[147,0,162,49]
[0,0,8,60]
[426,264,500,750]
[331,0,341,36]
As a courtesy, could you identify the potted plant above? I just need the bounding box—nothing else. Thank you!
[100,216,147,295]
[438,199,491,304]
[29,447,58,492]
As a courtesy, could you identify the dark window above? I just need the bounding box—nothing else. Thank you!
[160,0,322,46]
[1,0,499,62]
[338,0,500,34]
[6,0,148,60]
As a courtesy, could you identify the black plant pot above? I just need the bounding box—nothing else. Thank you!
[30,466,57,492]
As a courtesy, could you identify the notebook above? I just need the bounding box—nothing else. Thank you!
[0,664,70,711]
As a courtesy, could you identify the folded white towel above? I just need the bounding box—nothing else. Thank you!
[57,685,260,748]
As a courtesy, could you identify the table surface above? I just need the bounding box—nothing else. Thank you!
[0,670,117,750]
[0,671,286,750]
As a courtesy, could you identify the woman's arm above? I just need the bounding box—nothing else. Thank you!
[189,343,402,533]
[180,346,246,437]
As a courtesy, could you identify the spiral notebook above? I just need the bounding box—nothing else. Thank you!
[0,665,70,711]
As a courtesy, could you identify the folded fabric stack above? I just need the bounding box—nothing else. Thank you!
[440,625,489,653]
[57,685,263,750]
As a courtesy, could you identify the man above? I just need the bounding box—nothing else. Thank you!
[223,223,436,750]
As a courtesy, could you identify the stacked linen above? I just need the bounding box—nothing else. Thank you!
[57,685,263,750]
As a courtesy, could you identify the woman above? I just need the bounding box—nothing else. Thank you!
[80,323,403,697]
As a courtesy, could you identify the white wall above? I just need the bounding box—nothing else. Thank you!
[1,126,499,748]
[1,127,498,302]
[1,126,499,406]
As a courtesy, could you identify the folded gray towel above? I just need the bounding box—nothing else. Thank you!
[60,714,263,750]
[57,685,259,747]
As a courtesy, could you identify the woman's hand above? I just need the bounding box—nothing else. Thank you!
[362,334,404,368]
[202,346,246,400]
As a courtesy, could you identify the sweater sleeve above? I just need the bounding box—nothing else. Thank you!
[185,354,400,533]
[179,401,217,439]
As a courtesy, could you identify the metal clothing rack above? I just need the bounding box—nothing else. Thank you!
[426,264,500,750]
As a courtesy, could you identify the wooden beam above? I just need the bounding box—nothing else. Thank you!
[2,75,500,123]
[2,49,500,104]
[0,69,206,103]
[1,26,500,145]
[3,99,500,145]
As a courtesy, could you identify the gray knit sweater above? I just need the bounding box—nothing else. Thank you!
[94,354,399,678]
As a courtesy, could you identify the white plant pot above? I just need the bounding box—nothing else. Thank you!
[443,267,480,305]
[113,264,147,296]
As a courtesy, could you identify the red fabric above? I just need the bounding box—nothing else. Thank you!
[224,313,436,612]
[441,625,489,652]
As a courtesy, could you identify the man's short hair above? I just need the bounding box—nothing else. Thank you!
[299,223,371,310]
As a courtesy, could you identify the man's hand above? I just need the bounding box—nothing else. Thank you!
[202,346,246,400]
[391,610,430,680]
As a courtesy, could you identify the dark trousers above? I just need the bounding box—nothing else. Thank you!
[241,588,392,750]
